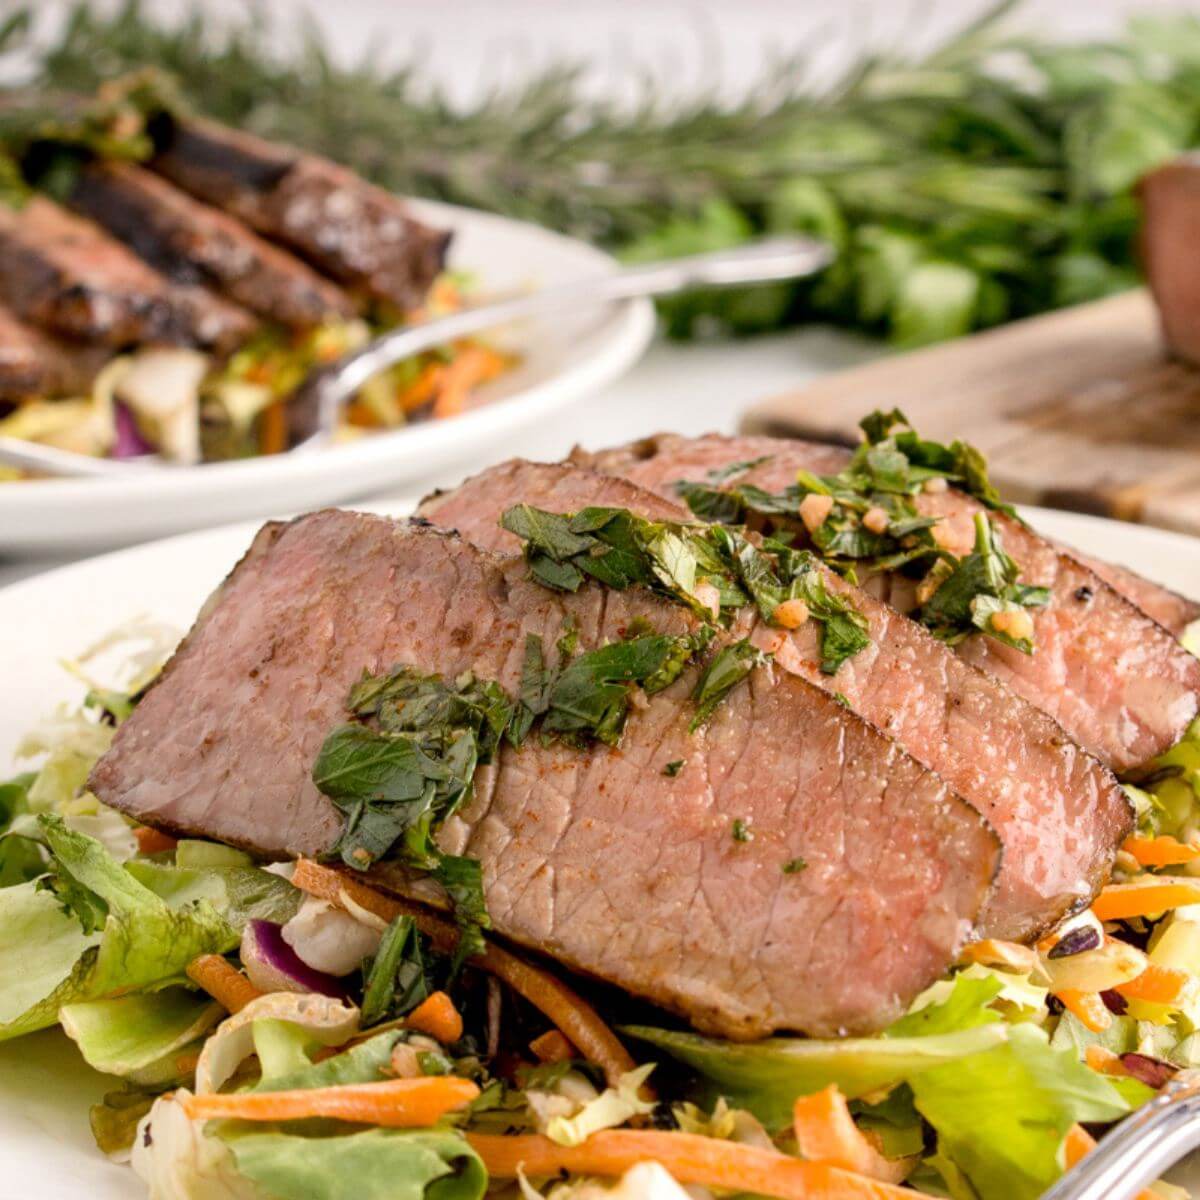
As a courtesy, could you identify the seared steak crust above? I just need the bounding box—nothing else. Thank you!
[152,117,450,311]
[90,510,999,1039]
[0,195,255,351]
[578,433,1200,772]
[422,459,1131,941]
[0,302,105,399]
[70,162,356,329]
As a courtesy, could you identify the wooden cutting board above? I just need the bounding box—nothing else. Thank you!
[740,289,1200,536]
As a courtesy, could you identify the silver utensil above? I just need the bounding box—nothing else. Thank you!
[0,236,832,478]
[1041,1070,1200,1200]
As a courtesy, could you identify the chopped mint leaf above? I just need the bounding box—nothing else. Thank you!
[731,819,752,843]
[663,760,685,777]
[690,639,770,731]
[782,857,807,874]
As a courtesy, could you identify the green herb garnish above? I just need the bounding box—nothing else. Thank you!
[783,857,808,875]
[690,639,770,731]
[361,914,430,1025]
[731,818,753,843]
[663,760,685,777]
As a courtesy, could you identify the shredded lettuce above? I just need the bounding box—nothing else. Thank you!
[0,815,236,1041]
[544,1064,656,1147]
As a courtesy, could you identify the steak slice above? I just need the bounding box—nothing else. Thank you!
[0,302,106,400]
[1066,550,1200,640]
[89,509,999,1039]
[0,195,256,351]
[421,459,1131,941]
[575,433,1200,772]
[69,161,356,329]
[151,116,450,311]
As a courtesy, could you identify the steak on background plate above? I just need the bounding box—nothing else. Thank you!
[576,433,1200,774]
[0,194,256,352]
[0,302,107,401]
[89,510,999,1040]
[68,161,356,329]
[151,116,451,312]
[421,458,1132,943]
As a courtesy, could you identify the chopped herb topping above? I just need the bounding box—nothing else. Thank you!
[361,914,430,1024]
[501,502,871,675]
[783,857,808,875]
[675,409,1048,653]
[691,639,770,731]
[663,759,685,777]
[731,818,753,843]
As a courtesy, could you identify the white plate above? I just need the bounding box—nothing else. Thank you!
[1,503,1198,1198]
[0,199,656,556]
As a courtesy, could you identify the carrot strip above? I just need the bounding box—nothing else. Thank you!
[1116,962,1191,1005]
[186,955,263,1014]
[1054,989,1111,1033]
[184,1076,479,1127]
[133,825,178,855]
[1083,1045,1125,1077]
[258,400,288,456]
[466,1131,917,1200]
[793,1087,909,1184]
[1122,836,1200,868]
[396,362,444,414]
[432,345,508,419]
[1062,1126,1158,1199]
[530,1030,575,1064]
[406,991,463,1044]
[1092,879,1200,921]
[292,859,636,1087]
[958,938,1038,973]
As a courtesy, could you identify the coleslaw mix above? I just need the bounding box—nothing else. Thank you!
[2,620,1199,1200]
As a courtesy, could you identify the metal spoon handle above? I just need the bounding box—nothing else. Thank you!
[288,235,832,448]
[1041,1072,1200,1200]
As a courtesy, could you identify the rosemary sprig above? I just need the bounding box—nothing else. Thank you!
[6,1,1200,345]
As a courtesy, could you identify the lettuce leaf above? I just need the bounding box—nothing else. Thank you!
[0,815,236,1041]
[126,857,300,929]
[227,1129,486,1200]
[910,1023,1132,1200]
[60,987,223,1084]
[0,771,44,886]
[622,1022,1007,1130]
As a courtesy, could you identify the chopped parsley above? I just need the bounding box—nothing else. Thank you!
[731,818,753,843]
[690,639,770,731]
[501,502,870,675]
[674,409,1048,653]
[783,857,808,875]
[664,759,685,777]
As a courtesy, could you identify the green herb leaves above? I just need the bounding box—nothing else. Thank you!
[691,640,769,732]
[361,915,430,1026]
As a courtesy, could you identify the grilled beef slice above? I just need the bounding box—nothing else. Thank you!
[421,459,1131,942]
[0,302,106,400]
[151,116,450,310]
[0,195,256,351]
[576,434,1200,772]
[89,510,999,1039]
[69,161,356,329]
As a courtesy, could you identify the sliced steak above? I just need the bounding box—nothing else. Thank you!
[576,433,1200,773]
[69,161,356,328]
[0,195,256,351]
[1065,550,1200,640]
[0,302,106,400]
[422,459,1131,941]
[151,116,450,310]
[89,509,998,1039]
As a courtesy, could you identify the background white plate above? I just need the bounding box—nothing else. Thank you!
[0,502,1198,1197]
[0,199,655,557]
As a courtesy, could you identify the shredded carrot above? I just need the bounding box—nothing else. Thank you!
[1083,1045,1125,1077]
[292,859,637,1087]
[133,825,178,855]
[186,955,263,1014]
[1121,835,1200,868]
[1062,1126,1158,1199]
[406,991,463,1044]
[530,1030,575,1064]
[1091,879,1200,922]
[396,362,444,414]
[259,400,288,456]
[1116,962,1191,1005]
[792,1087,909,1184]
[467,1131,917,1200]
[1054,989,1111,1033]
[959,938,1038,973]
[184,1076,479,1127]
[431,345,508,419]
